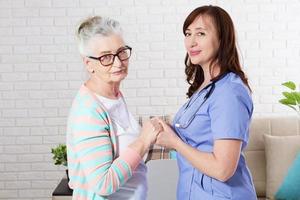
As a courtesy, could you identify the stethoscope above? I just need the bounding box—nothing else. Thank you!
[174,73,228,129]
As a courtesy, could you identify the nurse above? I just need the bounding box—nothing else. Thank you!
[155,5,257,200]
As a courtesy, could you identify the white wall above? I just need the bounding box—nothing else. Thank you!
[1,0,300,199]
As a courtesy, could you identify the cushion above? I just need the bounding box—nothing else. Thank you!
[275,151,300,199]
[264,134,300,199]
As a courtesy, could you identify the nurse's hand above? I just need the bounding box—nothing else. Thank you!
[155,118,181,149]
[129,119,162,158]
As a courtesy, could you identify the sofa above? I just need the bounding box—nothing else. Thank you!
[146,116,300,200]
[244,116,300,199]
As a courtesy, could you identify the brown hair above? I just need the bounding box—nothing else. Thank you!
[183,5,251,97]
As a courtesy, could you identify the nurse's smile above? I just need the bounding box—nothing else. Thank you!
[189,50,201,56]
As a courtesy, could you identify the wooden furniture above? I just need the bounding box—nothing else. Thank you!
[52,178,72,200]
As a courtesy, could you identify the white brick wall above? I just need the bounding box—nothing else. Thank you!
[1,0,300,199]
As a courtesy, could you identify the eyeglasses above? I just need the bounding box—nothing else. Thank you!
[87,46,132,67]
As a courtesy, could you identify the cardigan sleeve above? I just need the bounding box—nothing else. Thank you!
[67,98,141,196]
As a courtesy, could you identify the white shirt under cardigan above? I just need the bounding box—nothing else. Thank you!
[95,94,147,200]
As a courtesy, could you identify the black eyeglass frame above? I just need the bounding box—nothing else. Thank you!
[87,45,132,67]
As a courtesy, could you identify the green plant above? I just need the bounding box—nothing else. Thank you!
[279,81,300,116]
[51,144,67,167]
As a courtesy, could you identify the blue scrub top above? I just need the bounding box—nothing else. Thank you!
[173,72,257,200]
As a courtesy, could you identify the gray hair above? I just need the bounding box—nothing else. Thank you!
[76,16,122,55]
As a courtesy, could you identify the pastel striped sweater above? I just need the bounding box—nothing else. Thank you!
[67,84,142,200]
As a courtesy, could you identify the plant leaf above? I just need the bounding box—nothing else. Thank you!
[291,92,300,104]
[282,92,295,99]
[282,81,296,90]
[51,144,67,166]
[279,98,296,105]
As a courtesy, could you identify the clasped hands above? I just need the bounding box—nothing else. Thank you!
[146,117,179,149]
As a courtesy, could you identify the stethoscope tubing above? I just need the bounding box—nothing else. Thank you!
[174,72,228,130]
[174,82,214,129]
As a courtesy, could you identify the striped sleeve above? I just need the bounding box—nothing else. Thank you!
[67,98,141,196]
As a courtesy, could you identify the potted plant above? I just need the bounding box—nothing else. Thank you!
[51,144,69,180]
[279,81,300,116]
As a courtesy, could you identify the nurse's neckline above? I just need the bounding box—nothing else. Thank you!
[194,72,231,97]
[195,81,212,95]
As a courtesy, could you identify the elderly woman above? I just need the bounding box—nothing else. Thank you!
[66,16,160,200]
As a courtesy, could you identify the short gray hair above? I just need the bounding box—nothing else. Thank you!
[76,16,122,55]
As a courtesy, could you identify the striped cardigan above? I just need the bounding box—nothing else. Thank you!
[67,84,142,200]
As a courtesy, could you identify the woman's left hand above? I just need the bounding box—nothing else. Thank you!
[154,118,181,149]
